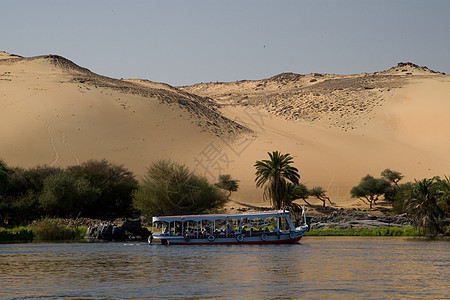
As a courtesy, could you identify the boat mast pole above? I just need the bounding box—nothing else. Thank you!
[303,205,307,226]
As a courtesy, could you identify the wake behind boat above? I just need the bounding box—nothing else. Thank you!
[148,207,308,245]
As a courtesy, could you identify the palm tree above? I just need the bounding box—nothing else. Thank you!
[436,175,450,218]
[404,178,444,236]
[254,151,300,209]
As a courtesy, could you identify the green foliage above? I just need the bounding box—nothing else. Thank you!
[0,226,34,242]
[67,160,139,218]
[31,218,86,241]
[37,160,137,219]
[254,151,300,209]
[350,175,391,209]
[1,165,62,224]
[381,168,404,186]
[436,175,450,218]
[0,159,138,224]
[2,192,42,225]
[284,182,309,213]
[0,160,8,223]
[305,226,419,236]
[39,172,100,218]
[380,169,404,205]
[404,178,445,236]
[215,174,239,199]
[6,165,62,198]
[133,160,228,217]
[0,168,7,196]
[309,186,334,208]
[392,182,413,213]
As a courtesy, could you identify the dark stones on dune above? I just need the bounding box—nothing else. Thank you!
[84,219,149,242]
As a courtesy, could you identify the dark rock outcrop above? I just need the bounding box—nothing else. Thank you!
[84,219,149,241]
[308,209,411,229]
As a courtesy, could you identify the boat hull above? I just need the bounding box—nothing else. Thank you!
[151,230,307,245]
[165,236,303,245]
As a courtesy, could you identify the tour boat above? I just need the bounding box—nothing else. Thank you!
[148,206,308,245]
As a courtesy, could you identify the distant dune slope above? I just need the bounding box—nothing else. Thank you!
[181,63,445,131]
[1,53,449,208]
[181,63,450,207]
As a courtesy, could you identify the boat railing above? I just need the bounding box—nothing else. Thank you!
[178,230,290,239]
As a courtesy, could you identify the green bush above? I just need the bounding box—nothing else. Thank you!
[133,160,228,217]
[31,218,86,241]
[0,226,34,242]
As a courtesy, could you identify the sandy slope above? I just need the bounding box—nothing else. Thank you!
[181,64,450,207]
[1,54,449,208]
[0,54,246,177]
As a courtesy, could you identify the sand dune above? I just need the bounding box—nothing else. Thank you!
[0,53,247,175]
[183,63,450,207]
[1,53,449,208]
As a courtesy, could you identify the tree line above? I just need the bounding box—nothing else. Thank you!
[0,158,233,226]
[1,153,449,236]
[350,169,450,235]
[0,159,139,224]
[252,152,449,236]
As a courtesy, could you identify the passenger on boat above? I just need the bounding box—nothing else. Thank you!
[226,225,233,235]
[272,226,280,233]
[240,226,247,236]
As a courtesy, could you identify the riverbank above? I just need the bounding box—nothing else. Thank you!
[0,219,86,243]
[1,208,448,243]
[305,226,419,236]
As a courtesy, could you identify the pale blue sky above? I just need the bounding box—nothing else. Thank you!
[2,0,449,86]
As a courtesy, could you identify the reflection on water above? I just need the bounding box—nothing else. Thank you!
[1,237,449,299]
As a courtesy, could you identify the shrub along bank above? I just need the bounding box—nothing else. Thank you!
[0,218,87,242]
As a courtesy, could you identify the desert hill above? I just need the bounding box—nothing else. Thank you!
[0,52,247,178]
[181,62,445,131]
[180,62,450,207]
[1,52,449,208]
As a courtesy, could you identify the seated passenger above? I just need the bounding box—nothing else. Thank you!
[272,226,281,233]
[240,226,247,235]
[225,225,233,235]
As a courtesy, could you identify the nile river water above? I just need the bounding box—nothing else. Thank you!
[1,237,449,299]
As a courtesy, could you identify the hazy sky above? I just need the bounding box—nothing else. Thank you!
[2,0,450,86]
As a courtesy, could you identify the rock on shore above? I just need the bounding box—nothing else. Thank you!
[84,219,150,241]
[308,209,411,229]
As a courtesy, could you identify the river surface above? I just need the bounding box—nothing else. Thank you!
[1,237,449,299]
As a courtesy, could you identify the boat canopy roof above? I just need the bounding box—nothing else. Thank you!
[152,210,291,223]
